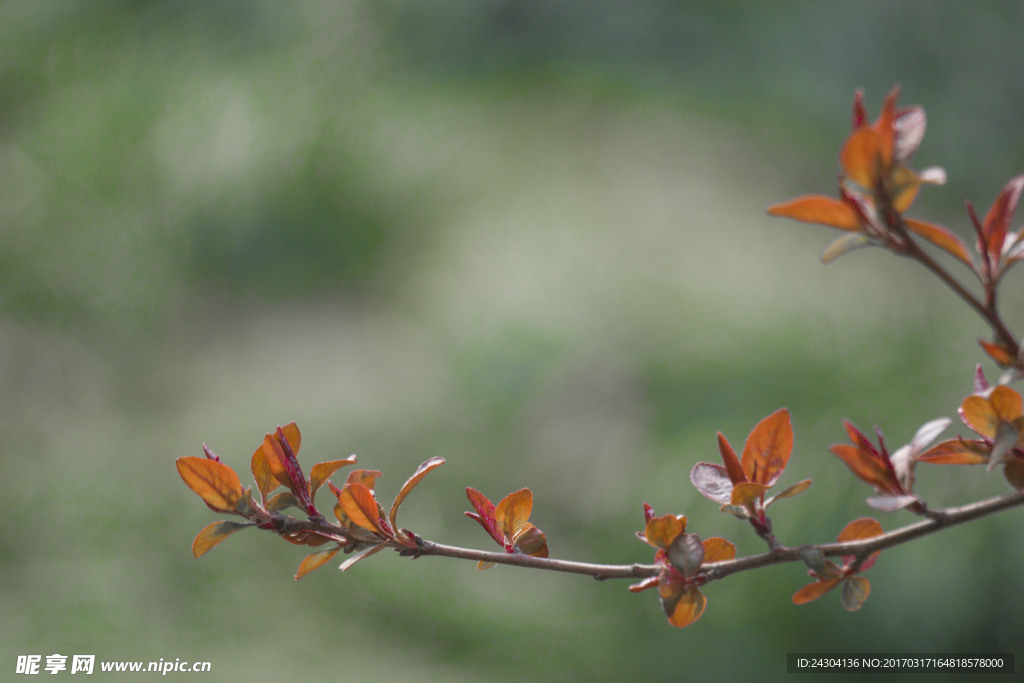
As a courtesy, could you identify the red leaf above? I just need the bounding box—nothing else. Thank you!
[978,339,1017,368]
[983,175,1024,265]
[717,432,745,486]
[465,487,506,549]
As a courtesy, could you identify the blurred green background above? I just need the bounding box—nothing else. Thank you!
[3,1,1023,680]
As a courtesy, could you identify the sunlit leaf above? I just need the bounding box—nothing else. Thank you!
[766,195,861,231]
[765,479,812,507]
[837,517,884,543]
[176,457,245,514]
[904,218,972,267]
[465,488,506,548]
[643,514,685,550]
[660,582,707,628]
[730,481,769,507]
[668,534,704,577]
[741,408,792,487]
[961,394,999,438]
[389,456,446,531]
[840,576,871,611]
[495,488,533,542]
[250,447,277,503]
[310,458,357,500]
[345,469,383,491]
[690,462,733,505]
[990,385,1024,421]
[338,484,384,535]
[792,578,841,605]
[701,537,736,563]
[840,126,883,189]
[295,547,341,580]
[191,520,252,558]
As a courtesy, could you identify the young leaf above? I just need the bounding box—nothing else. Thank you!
[701,537,736,563]
[821,233,872,264]
[765,195,862,231]
[191,520,252,558]
[495,488,533,543]
[309,458,357,500]
[840,576,871,612]
[792,578,841,605]
[176,457,245,514]
[741,408,793,487]
[643,514,685,549]
[837,517,884,542]
[982,175,1024,264]
[389,456,445,531]
[513,523,549,558]
[904,218,972,267]
[660,583,707,628]
[465,488,505,548]
[690,462,734,505]
[295,547,341,580]
[917,438,990,465]
[338,484,384,535]
[730,481,769,507]
[717,432,745,486]
[765,478,813,507]
[668,533,704,577]
[250,447,277,503]
[338,543,388,572]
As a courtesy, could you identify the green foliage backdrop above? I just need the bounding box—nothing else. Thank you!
[2,2,1021,679]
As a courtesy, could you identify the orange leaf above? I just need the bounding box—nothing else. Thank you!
[495,488,533,542]
[250,447,277,502]
[701,537,736,563]
[294,547,341,580]
[741,408,793,487]
[961,394,999,439]
[389,456,445,531]
[917,438,990,465]
[766,478,813,506]
[837,517,884,542]
[643,514,685,549]
[345,469,383,491]
[904,218,973,267]
[730,481,769,507]
[661,583,707,628]
[766,195,862,231]
[191,520,251,558]
[978,339,1018,367]
[830,444,893,492]
[840,127,884,189]
[338,484,384,535]
[310,458,357,499]
[176,457,245,514]
[873,86,899,167]
[792,578,840,605]
[990,385,1024,422]
[717,432,745,486]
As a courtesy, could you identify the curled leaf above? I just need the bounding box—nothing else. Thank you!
[667,533,704,577]
[792,578,841,605]
[660,582,707,628]
[690,462,733,505]
[389,456,445,531]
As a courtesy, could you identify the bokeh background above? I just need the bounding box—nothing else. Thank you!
[3,1,1023,680]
